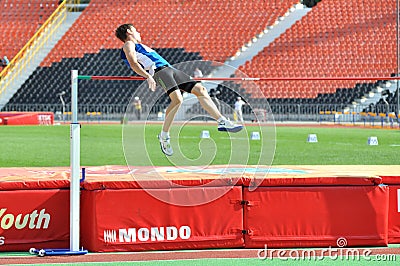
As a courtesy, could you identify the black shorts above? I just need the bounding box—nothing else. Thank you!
[153,66,199,95]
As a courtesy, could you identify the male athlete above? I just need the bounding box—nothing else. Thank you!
[115,24,242,156]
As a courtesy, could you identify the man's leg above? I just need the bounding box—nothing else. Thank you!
[191,84,243,133]
[154,66,186,156]
[157,90,182,156]
[163,90,183,132]
[191,84,223,120]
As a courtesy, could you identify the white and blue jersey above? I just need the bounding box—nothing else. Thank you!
[120,43,170,74]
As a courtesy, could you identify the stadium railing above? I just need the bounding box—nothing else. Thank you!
[2,103,399,126]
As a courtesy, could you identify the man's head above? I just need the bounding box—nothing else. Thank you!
[115,24,141,43]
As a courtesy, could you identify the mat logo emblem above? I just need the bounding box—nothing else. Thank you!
[104,225,191,243]
[0,208,50,230]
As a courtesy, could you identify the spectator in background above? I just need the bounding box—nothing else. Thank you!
[234,96,246,123]
[133,96,142,120]
[1,56,9,67]
[193,67,203,78]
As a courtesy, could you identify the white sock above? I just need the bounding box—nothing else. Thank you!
[217,116,227,123]
[160,131,170,139]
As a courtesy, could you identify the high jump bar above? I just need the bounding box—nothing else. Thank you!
[70,70,400,253]
[78,75,400,81]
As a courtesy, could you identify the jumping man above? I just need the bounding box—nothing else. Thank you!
[115,24,243,156]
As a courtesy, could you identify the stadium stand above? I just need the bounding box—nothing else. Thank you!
[237,0,397,101]
[0,0,60,62]
[40,0,299,65]
[5,0,298,110]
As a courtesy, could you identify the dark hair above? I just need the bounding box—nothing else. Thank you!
[115,23,133,42]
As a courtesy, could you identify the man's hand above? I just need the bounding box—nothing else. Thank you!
[147,75,156,91]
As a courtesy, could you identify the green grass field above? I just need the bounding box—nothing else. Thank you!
[0,124,399,167]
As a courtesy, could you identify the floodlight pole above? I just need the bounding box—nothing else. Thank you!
[70,70,80,252]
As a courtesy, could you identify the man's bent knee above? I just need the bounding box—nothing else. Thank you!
[172,97,183,106]
[169,91,184,105]
[192,84,208,97]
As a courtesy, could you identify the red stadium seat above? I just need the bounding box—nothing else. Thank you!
[0,0,59,62]
[40,0,299,66]
[238,0,397,99]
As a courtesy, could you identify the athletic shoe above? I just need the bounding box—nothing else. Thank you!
[158,134,173,156]
[218,119,243,133]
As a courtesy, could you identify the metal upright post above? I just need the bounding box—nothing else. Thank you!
[70,70,80,252]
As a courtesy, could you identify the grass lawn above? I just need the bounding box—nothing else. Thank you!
[0,124,399,167]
